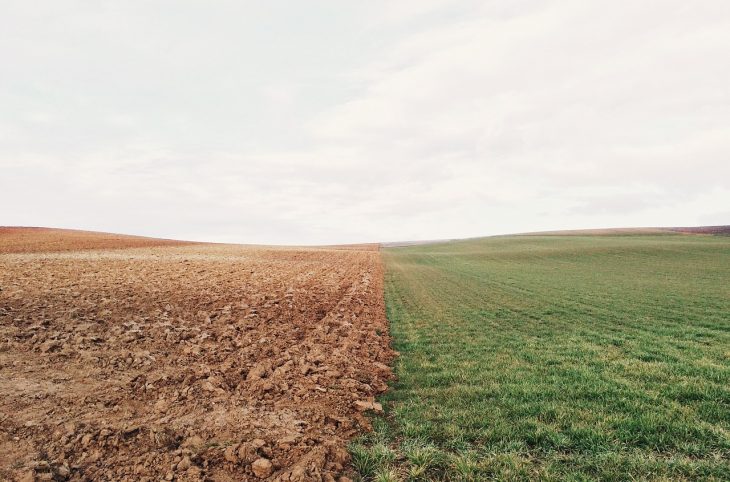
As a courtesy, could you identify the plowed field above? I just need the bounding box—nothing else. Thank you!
[0,229,394,481]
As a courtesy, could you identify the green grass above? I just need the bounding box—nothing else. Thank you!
[352,234,730,481]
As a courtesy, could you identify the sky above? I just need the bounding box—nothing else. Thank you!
[1,1,729,245]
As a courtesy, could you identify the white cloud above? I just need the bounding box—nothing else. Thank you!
[1,1,728,244]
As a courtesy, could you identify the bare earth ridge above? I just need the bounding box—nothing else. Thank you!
[0,229,394,481]
[518,225,730,236]
[0,227,198,254]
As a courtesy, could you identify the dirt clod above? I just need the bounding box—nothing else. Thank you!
[354,400,383,412]
[252,457,273,478]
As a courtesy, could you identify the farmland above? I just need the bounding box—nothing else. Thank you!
[354,234,730,481]
[0,229,393,481]
[2,228,729,481]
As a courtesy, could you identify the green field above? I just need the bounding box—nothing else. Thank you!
[352,234,730,481]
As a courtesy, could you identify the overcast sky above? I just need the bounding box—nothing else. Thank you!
[1,1,729,244]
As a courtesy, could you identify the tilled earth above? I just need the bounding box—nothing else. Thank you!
[0,230,394,481]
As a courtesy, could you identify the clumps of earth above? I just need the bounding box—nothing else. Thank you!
[0,230,394,481]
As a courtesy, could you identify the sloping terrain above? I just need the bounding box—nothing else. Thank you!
[667,225,730,235]
[0,229,394,481]
[0,227,195,254]
[520,225,730,236]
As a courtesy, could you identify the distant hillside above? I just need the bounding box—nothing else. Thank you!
[666,225,730,235]
[0,227,194,254]
[519,226,730,236]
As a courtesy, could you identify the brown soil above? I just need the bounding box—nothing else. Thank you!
[666,225,730,235]
[520,225,730,236]
[0,229,394,481]
[0,227,197,254]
